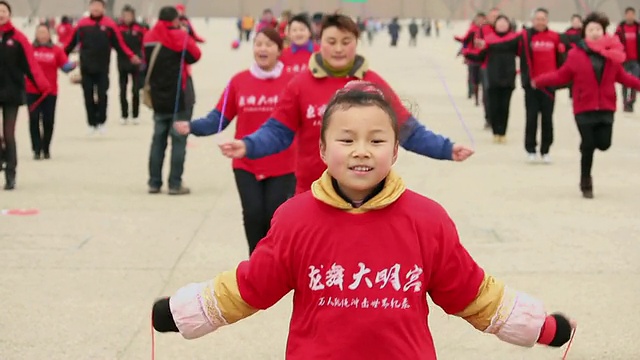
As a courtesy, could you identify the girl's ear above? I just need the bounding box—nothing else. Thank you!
[392,141,399,165]
[319,139,328,164]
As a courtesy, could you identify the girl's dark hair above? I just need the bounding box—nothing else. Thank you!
[320,82,399,144]
[581,12,609,38]
[495,15,513,31]
[320,14,360,39]
[0,1,11,14]
[256,27,283,50]
[289,14,312,32]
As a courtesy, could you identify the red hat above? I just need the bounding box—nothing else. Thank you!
[176,4,185,11]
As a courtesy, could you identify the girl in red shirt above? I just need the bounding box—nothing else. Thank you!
[56,16,73,47]
[174,28,295,255]
[153,83,576,358]
[26,24,76,160]
[218,14,474,195]
[279,14,319,74]
[533,12,640,199]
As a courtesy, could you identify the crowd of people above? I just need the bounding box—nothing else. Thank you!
[2,1,637,355]
[457,6,640,199]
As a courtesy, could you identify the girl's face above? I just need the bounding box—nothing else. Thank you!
[320,105,398,202]
[253,32,280,70]
[320,26,358,70]
[35,26,51,43]
[494,18,510,33]
[585,22,604,41]
[571,17,583,29]
[288,21,311,46]
[0,5,10,25]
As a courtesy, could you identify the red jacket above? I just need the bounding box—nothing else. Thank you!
[279,41,319,74]
[26,43,68,95]
[534,39,640,115]
[56,23,73,46]
[615,21,640,61]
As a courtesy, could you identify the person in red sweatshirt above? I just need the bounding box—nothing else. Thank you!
[218,14,474,195]
[152,83,576,359]
[0,1,50,190]
[560,14,583,99]
[174,28,295,255]
[55,16,73,47]
[176,3,205,43]
[279,14,319,74]
[117,5,146,125]
[26,24,76,160]
[455,12,485,106]
[278,10,291,41]
[475,7,500,128]
[533,12,640,199]
[615,7,640,112]
[64,0,141,135]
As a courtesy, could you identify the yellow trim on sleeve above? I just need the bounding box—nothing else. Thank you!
[202,268,258,326]
[455,274,506,331]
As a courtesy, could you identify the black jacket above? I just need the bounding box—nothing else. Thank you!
[64,15,135,74]
[143,21,201,115]
[466,31,518,89]
[117,21,145,72]
[0,23,49,105]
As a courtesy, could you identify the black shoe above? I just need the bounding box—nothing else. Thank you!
[580,176,593,199]
[34,152,41,160]
[43,152,50,159]
[4,178,15,190]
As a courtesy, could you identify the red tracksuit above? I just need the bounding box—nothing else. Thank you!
[279,41,319,74]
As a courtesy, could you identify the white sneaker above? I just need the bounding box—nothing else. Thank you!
[541,154,552,164]
[120,118,127,125]
[97,124,106,135]
[87,126,97,136]
[527,153,537,163]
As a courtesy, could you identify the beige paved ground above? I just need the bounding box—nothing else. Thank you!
[1,19,639,360]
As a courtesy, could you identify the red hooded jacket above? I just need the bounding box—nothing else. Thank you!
[534,36,640,115]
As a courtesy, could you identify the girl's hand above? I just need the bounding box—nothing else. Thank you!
[218,140,247,158]
[173,121,191,135]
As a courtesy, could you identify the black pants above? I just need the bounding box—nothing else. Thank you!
[27,94,57,155]
[118,68,140,119]
[0,105,19,181]
[575,112,613,178]
[233,169,296,255]
[487,87,513,136]
[81,70,109,127]
[390,36,398,46]
[524,88,555,154]
[480,68,490,123]
[468,64,480,98]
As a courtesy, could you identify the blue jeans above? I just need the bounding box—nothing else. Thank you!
[148,109,191,189]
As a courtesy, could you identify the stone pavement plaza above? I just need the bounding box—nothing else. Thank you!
[1,19,639,360]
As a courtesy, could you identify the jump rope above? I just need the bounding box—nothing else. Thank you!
[150,35,576,360]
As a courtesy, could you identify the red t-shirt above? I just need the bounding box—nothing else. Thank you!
[529,30,561,78]
[271,70,411,194]
[623,24,638,61]
[279,42,320,74]
[236,190,485,359]
[56,23,73,46]
[219,70,296,179]
[25,44,67,95]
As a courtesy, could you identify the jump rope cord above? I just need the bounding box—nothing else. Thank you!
[562,326,577,360]
[217,83,231,134]
[428,57,476,150]
[172,34,190,121]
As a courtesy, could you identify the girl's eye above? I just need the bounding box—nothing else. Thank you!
[338,139,353,143]
[372,140,385,144]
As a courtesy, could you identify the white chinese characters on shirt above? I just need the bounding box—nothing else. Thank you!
[286,63,308,73]
[308,262,424,311]
[238,94,279,112]
[305,104,327,126]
